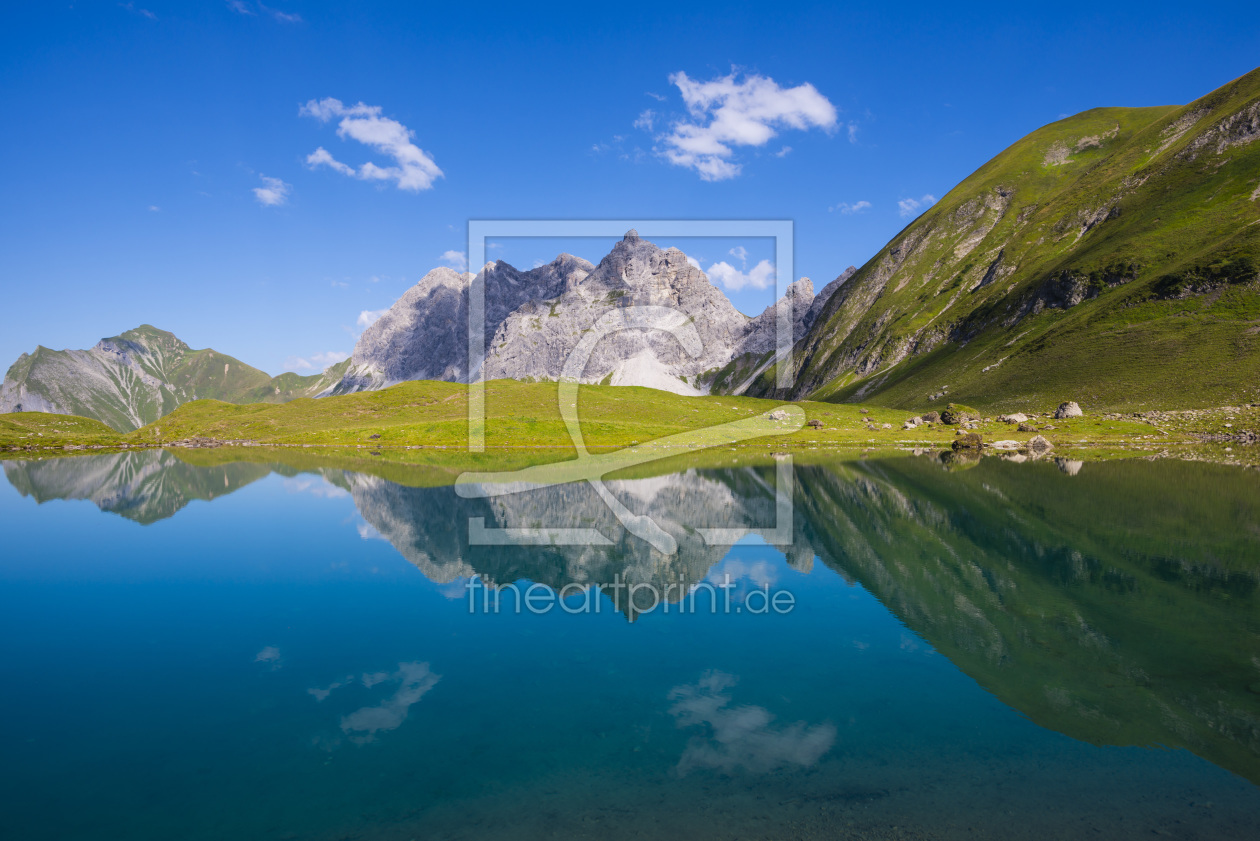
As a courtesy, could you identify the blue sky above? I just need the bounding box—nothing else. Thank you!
[2,1,1259,375]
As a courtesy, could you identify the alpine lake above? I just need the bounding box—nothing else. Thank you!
[2,446,1259,840]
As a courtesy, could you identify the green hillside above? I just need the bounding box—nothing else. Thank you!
[773,67,1260,413]
[0,325,348,431]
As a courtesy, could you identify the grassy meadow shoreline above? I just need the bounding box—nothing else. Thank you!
[2,379,1258,475]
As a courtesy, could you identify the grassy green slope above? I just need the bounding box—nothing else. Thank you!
[1,326,346,430]
[781,67,1260,413]
[117,379,1176,456]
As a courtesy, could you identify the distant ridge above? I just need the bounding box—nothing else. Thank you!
[0,325,347,431]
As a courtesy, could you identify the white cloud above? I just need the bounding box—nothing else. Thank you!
[669,671,836,774]
[148,205,160,212]
[121,3,157,20]
[440,250,468,272]
[645,91,667,102]
[301,98,442,192]
[634,109,657,131]
[830,200,871,214]
[283,476,349,499]
[898,193,938,218]
[774,145,792,157]
[686,256,702,270]
[253,174,291,206]
[729,245,748,265]
[227,1,301,22]
[357,309,388,330]
[659,71,837,181]
[847,122,859,143]
[706,259,775,291]
[340,661,440,739]
[284,350,349,371]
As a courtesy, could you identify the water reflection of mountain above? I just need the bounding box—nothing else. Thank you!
[3,449,1258,784]
[2,451,271,524]
[328,466,819,602]
[792,456,1260,787]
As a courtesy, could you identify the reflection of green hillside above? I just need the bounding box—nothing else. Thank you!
[5,447,1260,782]
[2,450,271,524]
[795,456,1260,784]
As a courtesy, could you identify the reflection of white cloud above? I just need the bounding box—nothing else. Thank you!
[668,670,835,774]
[357,520,386,541]
[706,557,778,590]
[283,476,349,498]
[341,661,440,740]
[255,646,281,664]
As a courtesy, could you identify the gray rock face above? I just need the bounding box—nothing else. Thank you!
[803,266,857,328]
[0,325,344,431]
[335,232,837,397]
[483,233,748,394]
[1054,401,1084,419]
[332,254,594,393]
[738,277,816,357]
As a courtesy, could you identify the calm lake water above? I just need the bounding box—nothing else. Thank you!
[2,449,1259,840]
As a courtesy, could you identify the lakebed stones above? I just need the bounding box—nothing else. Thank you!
[1054,401,1084,419]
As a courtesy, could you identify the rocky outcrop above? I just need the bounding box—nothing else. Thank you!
[335,232,837,397]
[0,325,343,431]
[332,254,594,393]
[481,233,747,394]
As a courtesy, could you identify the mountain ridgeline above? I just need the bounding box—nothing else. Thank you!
[333,230,854,398]
[0,326,348,431]
[4,68,1260,431]
[760,66,1260,410]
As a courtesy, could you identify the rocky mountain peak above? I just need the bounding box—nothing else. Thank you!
[332,233,850,397]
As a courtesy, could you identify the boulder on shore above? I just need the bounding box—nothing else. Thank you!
[941,403,980,425]
[952,432,983,450]
[1028,435,1054,452]
[998,413,1029,424]
[1054,401,1084,419]
[919,411,941,423]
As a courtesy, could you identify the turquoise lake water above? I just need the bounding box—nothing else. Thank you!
[1,450,1258,839]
